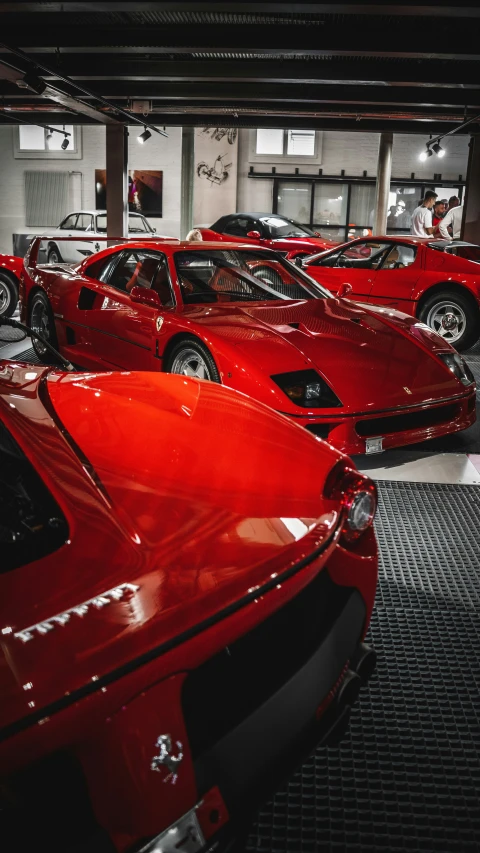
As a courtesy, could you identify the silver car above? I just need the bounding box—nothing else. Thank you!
[44,209,158,264]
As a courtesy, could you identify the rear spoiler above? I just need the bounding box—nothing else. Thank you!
[24,235,180,272]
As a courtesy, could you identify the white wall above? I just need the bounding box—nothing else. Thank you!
[236,128,470,212]
[0,124,182,254]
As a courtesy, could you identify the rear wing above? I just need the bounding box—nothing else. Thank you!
[24,235,180,272]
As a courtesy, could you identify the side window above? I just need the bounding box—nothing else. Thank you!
[224,217,251,237]
[337,242,391,270]
[382,244,417,270]
[83,254,117,282]
[128,215,147,233]
[60,214,78,230]
[151,255,175,307]
[76,214,93,232]
[0,420,69,572]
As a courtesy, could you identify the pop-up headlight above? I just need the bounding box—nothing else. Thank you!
[272,369,343,408]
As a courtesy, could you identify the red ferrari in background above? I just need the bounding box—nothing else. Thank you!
[0,253,23,317]
[301,237,480,351]
[0,355,378,853]
[20,236,476,456]
[190,212,337,256]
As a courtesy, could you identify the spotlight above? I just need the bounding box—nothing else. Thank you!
[138,126,152,144]
[46,127,53,141]
[419,146,433,161]
[431,142,445,158]
[61,135,69,150]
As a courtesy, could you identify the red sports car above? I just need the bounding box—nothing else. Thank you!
[191,212,337,256]
[0,355,378,853]
[301,237,480,351]
[0,253,23,317]
[20,237,476,456]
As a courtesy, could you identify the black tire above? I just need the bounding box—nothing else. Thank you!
[47,244,63,264]
[165,337,221,383]
[29,291,59,363]
[418,288,480,351]
[0,272,18,318]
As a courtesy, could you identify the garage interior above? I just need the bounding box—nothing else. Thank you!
[1,2,480,852]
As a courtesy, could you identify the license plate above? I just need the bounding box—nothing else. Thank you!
[140,810,206,853]
[365,436,384,454]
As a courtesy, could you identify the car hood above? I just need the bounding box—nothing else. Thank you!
[185,298,467,411]
[0,367,343,740]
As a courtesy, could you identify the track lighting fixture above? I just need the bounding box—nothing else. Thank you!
[419,145,433,161]
[431,141,445,158]
[138,126,152,144]
[16,71,46,96]
[61,135,69,150]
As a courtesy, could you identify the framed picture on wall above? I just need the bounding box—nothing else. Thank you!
[95,169,163,216]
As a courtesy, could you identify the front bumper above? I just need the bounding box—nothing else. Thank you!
[284,389,476,454]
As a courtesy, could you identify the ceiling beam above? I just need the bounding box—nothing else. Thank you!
[0,2,479,18]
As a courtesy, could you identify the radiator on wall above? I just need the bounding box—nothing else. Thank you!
[25,170,70,227]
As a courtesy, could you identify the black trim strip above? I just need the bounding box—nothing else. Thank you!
[279,389,474,420]
[0,522,339,744]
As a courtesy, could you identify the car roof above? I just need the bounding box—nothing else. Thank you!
[64,209,146,217]
[220,212,294,220]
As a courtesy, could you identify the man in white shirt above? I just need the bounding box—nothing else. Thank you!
[410,191,438,237]
[439,205,463,241]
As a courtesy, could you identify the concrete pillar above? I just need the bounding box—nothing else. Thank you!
[106,124,128,242]
[462,134,480,243]
[180,126,194,238]
[373,132,393,235]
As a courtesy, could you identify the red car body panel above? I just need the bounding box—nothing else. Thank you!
[196,226,337,255]
[0,359,377,852]
[20,238,476,456]
[303,236,480,317]
[0,253,23,280]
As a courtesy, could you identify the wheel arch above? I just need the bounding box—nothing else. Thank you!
[161,331,220,372]
[416,280,479,315]
[0,267,19,286]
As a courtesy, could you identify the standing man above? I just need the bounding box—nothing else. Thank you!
[410,190,438,237]
[439,204,463,240]
[432,199,447,227]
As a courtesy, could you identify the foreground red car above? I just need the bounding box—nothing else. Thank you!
[191,212,337,256]
[0,253,23,317]
[301,237,480,351]
[0,355,378,853]
[20,237,476,456]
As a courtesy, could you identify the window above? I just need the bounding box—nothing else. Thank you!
[262,216,316,239]
[95,214,151,233]
[277,182,312,224]
[0,420,68,572]
[255,129,317,158]
[311,241,391,269]
[313,183,348,241]
[60,214,78,231]
[223,216,259,238]
[76,214,94,232]
[106,250,174,305]
[287,130,315,157]
[174,249,323,305]
[381,244,417,270]
[84,254,116,282]
[18,124,74,151]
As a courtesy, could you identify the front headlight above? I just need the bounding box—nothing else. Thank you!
[439,352,475,386]
[272,369,343,408]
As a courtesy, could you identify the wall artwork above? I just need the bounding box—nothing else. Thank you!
[200,126,238,145]
[196,153,232,185]
[95,169,163,216]
[193,127,238,227]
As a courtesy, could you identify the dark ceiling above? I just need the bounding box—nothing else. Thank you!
[0,1,480,135]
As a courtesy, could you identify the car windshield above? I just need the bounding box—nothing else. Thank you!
[96,214,151,233]
[261,216,317,239]
[174,249,330,305]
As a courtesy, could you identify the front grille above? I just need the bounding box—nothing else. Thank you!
[356,402,460,438]
[182,569,352,761]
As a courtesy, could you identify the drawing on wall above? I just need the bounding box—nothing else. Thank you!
[201,127,238,145]
[95,169,163,215]
[196,153,232,185]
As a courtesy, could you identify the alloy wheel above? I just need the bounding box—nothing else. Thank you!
[170,348,212,380]
[0,280,11,316]
[426,300,467,345]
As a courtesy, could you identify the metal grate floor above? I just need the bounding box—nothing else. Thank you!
[245,481,480,853]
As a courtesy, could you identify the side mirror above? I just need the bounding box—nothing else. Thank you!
[337,282,353,299]
[130,286,162,307]
[247,230,261,239]
[294,256,304,268]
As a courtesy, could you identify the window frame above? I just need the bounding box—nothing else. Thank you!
[101,248,176,306]
[251,129,322,164]
[13,125,82,160]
